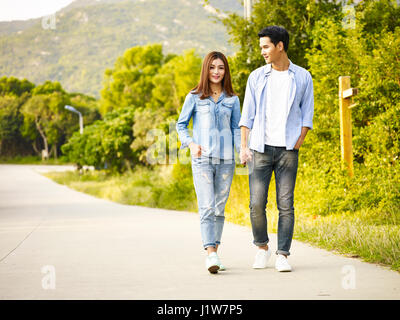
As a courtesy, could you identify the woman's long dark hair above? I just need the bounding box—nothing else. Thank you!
[192,51,236,99]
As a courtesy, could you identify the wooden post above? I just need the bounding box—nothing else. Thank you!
[339,76,357,177]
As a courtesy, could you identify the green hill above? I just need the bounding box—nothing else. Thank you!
[0,0,242,97]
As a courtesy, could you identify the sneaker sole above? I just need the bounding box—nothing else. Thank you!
[276,267,292,272]
[208,265,220,274]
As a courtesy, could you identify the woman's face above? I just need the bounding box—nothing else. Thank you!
[208,58,225,85]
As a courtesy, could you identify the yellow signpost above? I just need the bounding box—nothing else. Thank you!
[339,76,358,177]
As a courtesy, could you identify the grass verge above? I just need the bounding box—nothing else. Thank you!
[0,155,72,165]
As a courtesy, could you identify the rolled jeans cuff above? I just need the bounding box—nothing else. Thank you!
[253,240,269,247]
[276,249,290,256]
[203,243,216,250]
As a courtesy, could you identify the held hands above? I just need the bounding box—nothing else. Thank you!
[240,147,253,165]
[189,142,205,158]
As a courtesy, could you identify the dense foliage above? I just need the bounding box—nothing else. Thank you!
[60,44,201,171]
[0,76,100,158]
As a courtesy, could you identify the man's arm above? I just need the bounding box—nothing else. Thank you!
[240,126,252,165]
[295,72,314,149]
[241,126,250,150]
[238,73,257,164]
[300,72,314,130]
[238,74,256,129]
[294,126,310,150]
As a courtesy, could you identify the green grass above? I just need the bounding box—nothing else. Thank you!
[0,155,72,165]
[43,165,198,212]
[294,213,400,271]
[42,163,400,272]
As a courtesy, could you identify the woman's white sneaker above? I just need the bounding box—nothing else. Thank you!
[252,248,271,269]
[206,252,220,274]
[275,254,292,272]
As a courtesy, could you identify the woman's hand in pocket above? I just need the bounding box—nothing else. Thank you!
[189,142,205,157]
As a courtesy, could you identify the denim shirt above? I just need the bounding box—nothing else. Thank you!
[176,91,241,160]
[238,60,314,152]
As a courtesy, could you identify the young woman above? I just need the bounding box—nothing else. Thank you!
[176,51,241,274]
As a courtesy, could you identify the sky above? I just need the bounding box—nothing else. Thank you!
[0,0,75,21]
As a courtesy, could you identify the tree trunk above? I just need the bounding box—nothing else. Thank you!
[35,120,48,156]
[32,139,41,156]
[49,144,58,159]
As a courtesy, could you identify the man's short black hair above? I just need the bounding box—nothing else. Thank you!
[258,26,289,52]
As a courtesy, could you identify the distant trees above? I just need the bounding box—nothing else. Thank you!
[62,44,202,172]
[0,76,100,159]
[0,77,35,156]
[100,44,165,115]
[131,48,201,163]
[61,107,135,170]
[0,43,201,171]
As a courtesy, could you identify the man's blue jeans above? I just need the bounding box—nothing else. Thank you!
[248,145,299,256]
[191,156,235,249]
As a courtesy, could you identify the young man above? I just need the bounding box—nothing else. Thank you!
[239,26,314,272]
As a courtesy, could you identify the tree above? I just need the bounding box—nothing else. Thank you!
[131,49,202,164]
[21,81,71,159]
[0,76,35,97]
[99,44,164,115]
[62,107,135,172]
[0,77,35,157]
[0,94,30,156]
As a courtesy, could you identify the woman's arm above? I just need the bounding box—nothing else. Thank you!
[176,93,195,149]
[231,96,242,154]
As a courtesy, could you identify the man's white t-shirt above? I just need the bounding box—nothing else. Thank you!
[265,68,292,147]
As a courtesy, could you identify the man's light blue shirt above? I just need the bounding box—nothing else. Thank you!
[238,60,314,152]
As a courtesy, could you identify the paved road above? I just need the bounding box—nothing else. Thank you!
[0,164,399,299]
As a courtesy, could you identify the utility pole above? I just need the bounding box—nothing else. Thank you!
[244,0,253,20]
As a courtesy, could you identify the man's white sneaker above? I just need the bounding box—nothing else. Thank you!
[275,254,292,272]
[206,252,220,274]
[252,248,271,269]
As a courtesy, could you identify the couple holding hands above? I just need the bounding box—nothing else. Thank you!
[176,25,314,274]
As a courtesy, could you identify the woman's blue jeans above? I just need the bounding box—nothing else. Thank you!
[248,145,299,256]
[191,156,235,250]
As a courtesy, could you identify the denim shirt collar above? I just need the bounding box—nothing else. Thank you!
[206,90,226,104]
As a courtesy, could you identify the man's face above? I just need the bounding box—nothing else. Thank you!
[259,36,282,64]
